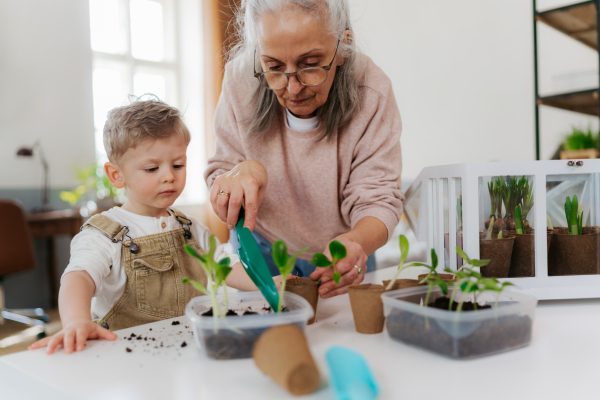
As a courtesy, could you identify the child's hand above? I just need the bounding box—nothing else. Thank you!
[28,318,117,354]
[273,274,297,290]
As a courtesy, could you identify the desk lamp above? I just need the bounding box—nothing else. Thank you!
[16,140,51,213]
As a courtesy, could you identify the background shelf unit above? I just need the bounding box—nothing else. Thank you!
[533,0,600,159]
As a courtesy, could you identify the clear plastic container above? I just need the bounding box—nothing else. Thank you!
[381,286,537,359]
[185,291,313,360]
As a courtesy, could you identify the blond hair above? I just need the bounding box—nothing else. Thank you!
[103,98,190,162]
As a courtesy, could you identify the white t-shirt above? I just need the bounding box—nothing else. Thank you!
[285,108,319,131]
[62,207,239,321]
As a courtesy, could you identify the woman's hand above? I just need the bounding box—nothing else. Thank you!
[210,160,268,232]
[309,236,367,298]
[28,318,117,354]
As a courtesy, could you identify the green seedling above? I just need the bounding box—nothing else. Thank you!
[183,235,232,331]
[515,204,525,234]
[272,241,309,312]
[498,230,503,239]
[486,216,495,240]
[311,240,347,284]
[412,249,449,309]
[564,195,584,235]
[520,178,534,222]
[487,181,497,219]
[547,216,554,230]
[385,235,424,290]
[445,247,512,312]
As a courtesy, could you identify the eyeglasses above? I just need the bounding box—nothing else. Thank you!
[253,40,340,90]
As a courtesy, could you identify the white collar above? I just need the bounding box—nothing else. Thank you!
[285,108,319,132]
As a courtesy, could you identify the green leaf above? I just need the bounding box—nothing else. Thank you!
[182,278,209,295]
[430,249,438,269]
[329,241,347,261]
[272,240,288,269]
[436,277,448,295]
[399,235,409,266]
[456,247,470,263]
[207,235,217,260]
[185,244,206,262]
[311,253,332,267]
[285,246,309,277]
[333,272,341,284]
[218,257,231,267]
[214,266,232,287]
[471,258,491,267]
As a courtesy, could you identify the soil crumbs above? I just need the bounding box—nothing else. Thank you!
[121,319,192,358]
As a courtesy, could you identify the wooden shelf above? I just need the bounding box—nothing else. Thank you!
[538,88,599,116]
[536,1,598,51]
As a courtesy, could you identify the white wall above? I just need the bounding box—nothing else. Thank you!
[350,0,599,183]
[0,0,95,189]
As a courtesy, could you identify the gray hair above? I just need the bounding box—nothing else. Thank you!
[228,0,362,141]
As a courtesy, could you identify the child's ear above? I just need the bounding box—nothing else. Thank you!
[104,162,125,189]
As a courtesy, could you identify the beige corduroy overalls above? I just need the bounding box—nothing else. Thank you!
[80,208,207,331]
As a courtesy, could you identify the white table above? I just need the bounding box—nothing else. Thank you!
[1,267,600,400]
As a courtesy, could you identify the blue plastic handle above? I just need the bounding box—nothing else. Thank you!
[325,346,380,400]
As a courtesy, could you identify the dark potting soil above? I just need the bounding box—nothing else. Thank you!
[387,298,532,359]
[430,297,491,311]
[199,306,292,360]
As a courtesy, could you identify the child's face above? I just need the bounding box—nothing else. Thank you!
[105,135,187,217]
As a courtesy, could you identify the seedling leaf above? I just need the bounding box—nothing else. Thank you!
[333,272,341,284]
[311,253,332,267]
[329,241,347,261]
[272,240,288,269]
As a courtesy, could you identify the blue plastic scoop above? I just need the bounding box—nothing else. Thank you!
[235,208,279,311]
[325,346,380,400]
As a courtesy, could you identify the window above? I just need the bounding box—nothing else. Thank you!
[89,0,206,204]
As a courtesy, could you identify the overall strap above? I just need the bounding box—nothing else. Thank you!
[168,207,193,239]
[81,214,129,244]
[168,207,192,226]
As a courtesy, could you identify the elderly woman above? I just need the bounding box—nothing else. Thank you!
[205,0,404,299]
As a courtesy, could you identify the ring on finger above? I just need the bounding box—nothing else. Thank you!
[354,265,362,275]
[218,190,231,197]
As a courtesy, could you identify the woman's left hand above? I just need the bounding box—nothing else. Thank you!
[309,236,367,298]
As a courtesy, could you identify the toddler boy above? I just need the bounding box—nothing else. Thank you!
[30,99,269,354]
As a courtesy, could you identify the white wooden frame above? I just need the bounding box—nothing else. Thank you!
[404,159,600,300]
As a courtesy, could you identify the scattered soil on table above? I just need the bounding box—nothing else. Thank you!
[122,319,193,356]
[386,297,532,359]
[171,321,180,325]
[126,347,132,352]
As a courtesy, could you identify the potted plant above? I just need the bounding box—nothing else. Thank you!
[382,247,537,359]
[479,216,515,278]
[548,195,600,275]
[559,126,599,160]
[271,241,318,324]
[60,162,126,212]
[184,236,313,360]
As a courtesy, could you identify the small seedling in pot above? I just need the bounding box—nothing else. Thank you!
[272,240,309,313]
[486,216,495,240]
[385,235,423,290]
[182,235,232,330]
[564,195,584,235]
[547,216,554,230]
[311,240,347,284]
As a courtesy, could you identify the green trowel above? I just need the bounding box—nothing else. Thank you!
[236,208,279,311]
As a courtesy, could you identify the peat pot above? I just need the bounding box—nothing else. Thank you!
[348,284,386,334]
[285,277,320,324]
[479,236,515,278]
[548,227,600,276]
[508,229,553,277]
[185,291,313,360]
[381,286,537,359]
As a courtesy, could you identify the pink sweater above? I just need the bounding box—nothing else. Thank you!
[205,54,404,259]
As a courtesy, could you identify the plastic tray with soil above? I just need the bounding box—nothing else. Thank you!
[381,286,537,359]
[185,291,313,360]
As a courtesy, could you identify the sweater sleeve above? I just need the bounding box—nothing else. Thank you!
[203,64,248,190]
[341,86,405,241]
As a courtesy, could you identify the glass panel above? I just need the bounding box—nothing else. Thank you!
[130,0,165,61]
[89,0,127,54]
[133,73,166,100]
[92,68,123,157]
[547,174,599,276]
[479,176,535,278]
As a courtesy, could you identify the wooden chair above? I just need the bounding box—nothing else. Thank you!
[0,199,48,346]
